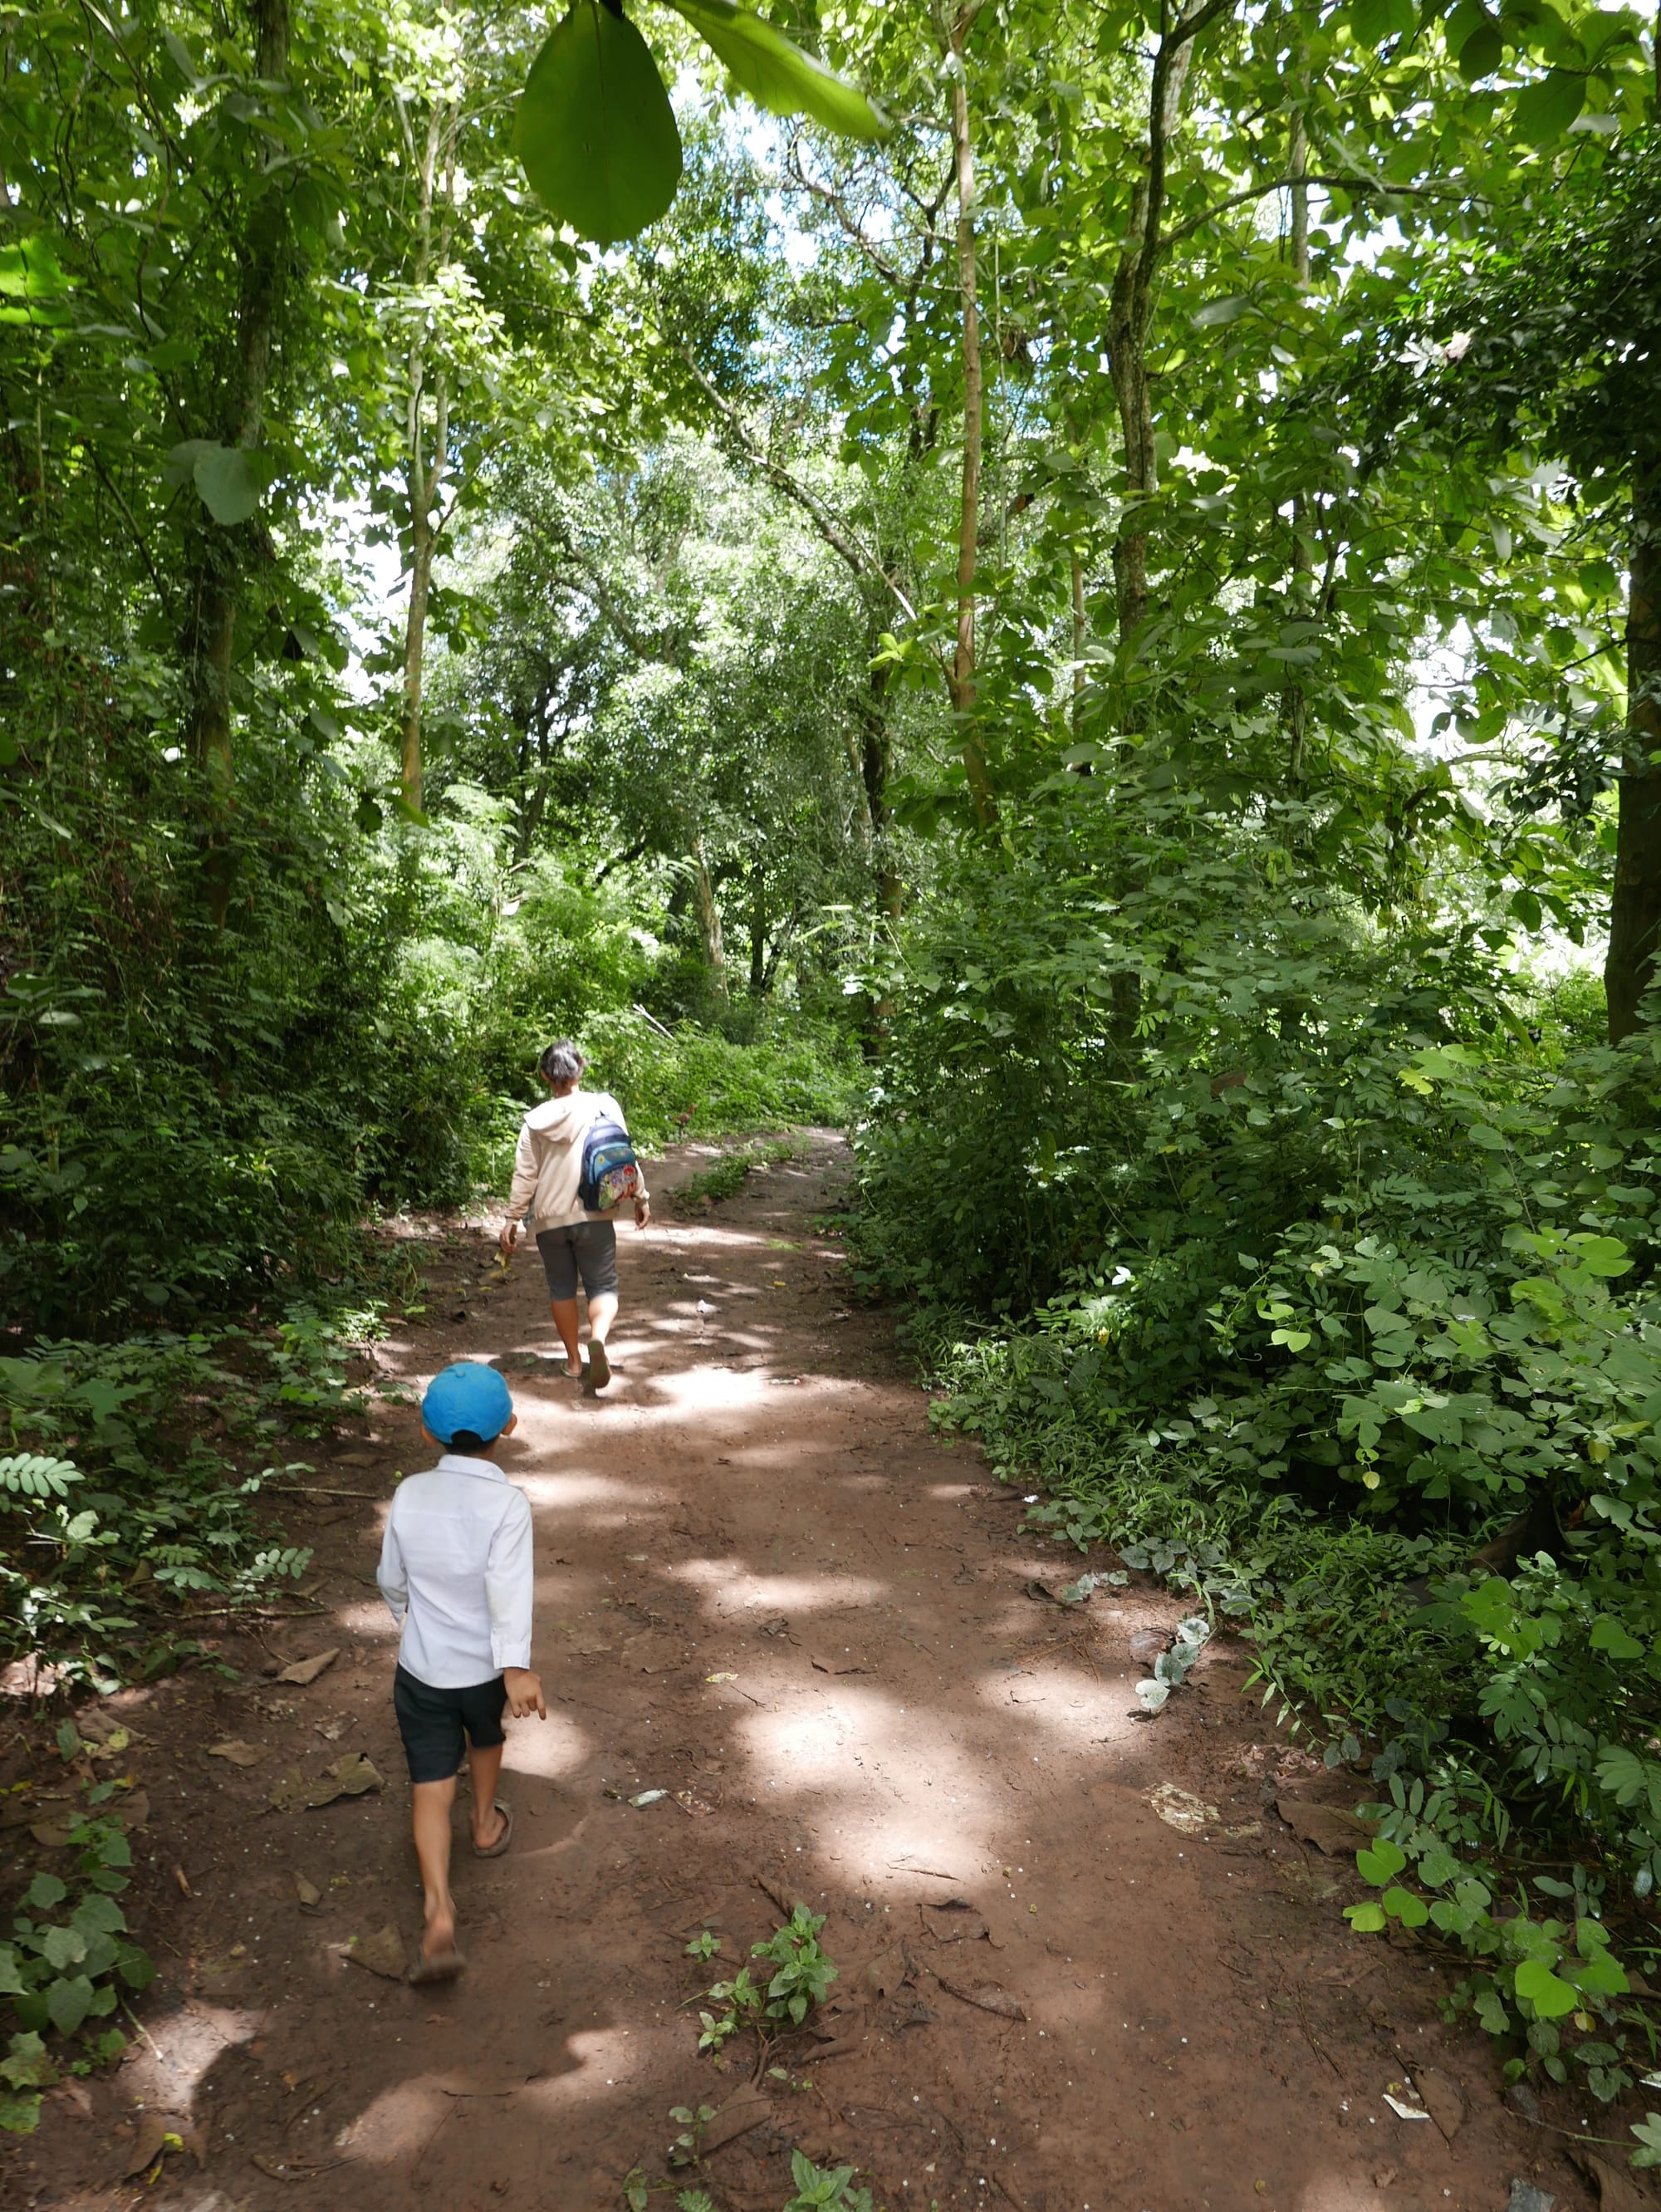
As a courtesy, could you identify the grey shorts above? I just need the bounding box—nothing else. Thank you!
[537,1220,618,1302]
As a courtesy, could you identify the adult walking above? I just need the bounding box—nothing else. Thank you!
[498,1040,650,1390]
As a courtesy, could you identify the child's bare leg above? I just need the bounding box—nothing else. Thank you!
[548,1297,582,1377]
[411,1778,458,1959]
[467,1739,507,1851]
[587,1290,618,1347]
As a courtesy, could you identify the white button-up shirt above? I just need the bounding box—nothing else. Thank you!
[377,1453,534,1688]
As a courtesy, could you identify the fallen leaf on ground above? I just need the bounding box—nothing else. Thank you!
[924,1901,991,1944]
[267,1768,308,1815]
[112,1790,149,1830]
[1417,2064,1466,2145]
[1382,2092,1430,2121]
[704,1670,737,1683]
[332,1450,375,1468]
[1570,2148,1654,2211]
[1129,1626,1171,1660]
[180,2119,210,2170]
[208,1739,268,1768]
[1146,1783,1218,1834]
[758,1616,791,1637]
[308,1754,382,1807]
[277,1648,341,1686]
[1506,2185,1556,2212]
[1276,1796,1379,1855]
[29,1819,76,1848]
[809,1651,870,1675]
[861,1945,912,1999]
[294,1874,321,1906]
[933,1972,1028,2021]
[700,2087,772,2156]
[120,2112,174,2178]
[341,1925,406,1980]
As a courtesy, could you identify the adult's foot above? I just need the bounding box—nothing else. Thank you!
[587,1341,611,1390]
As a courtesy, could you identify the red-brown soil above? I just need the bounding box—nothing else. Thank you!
[3,1135,1606,2212]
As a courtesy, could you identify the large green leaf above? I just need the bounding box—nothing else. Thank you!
[1513,69,1586,145]
[514,3,683,248]
[663,0,888,140]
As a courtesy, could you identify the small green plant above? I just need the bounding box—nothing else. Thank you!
[678,1137,803,1208]
[668,2102,716,2168]
[697,1963,765,2053]
[782,2149,875,2212]
[684,1929,722,1962]
[694,1905,838,2055]
[677,2193,716,2212]
[1,1806,155,2134]
[753,1905,837,2026]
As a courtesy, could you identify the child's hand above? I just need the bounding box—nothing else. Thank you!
[502,1667,546,1719]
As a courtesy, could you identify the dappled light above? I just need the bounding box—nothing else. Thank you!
[7,0,1658,2199]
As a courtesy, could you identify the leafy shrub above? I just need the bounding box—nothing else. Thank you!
[1,1796,154,2136]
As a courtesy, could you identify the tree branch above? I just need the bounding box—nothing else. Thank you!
[674,341,918,623]
[1161,169,1477,255]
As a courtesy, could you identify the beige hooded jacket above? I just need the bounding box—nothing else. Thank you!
[504,1089,649,1233]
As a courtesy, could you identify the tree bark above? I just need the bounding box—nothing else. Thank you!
[1281,101,1311,789]
[184,0,291,923]
[692,834,730,1004]
[399,93,458,816]
[936,0,997,826]
[748,854,767,996]
[1607,459,1661,1042]
[1105,4,1220,647]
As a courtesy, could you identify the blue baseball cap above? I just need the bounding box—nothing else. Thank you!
[422,1362,514,1446]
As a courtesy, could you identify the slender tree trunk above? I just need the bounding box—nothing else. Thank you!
[937,0,997,826]
[1607,460,1661,1042]
[184,0,291,924]
[1281,101,1311,790]
[1105,34,1195,647]
[748,855,767,996]
[1071,549,1085,732]
[399,96,456,815]
[860,660,903,923]
[692,835,729,1004]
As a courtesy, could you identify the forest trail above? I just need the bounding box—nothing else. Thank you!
[21,1137,1589,2212]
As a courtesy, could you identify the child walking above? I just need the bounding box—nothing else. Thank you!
[376,1361,546,1983]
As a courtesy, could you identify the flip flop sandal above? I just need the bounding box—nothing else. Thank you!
[408,1946,466,1985]
[586,1342,611,1390]
[473,1798,513,1859]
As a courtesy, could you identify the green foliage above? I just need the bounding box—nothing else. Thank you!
[0,1323,359,1680]
[696,1902,837,2053]
[512,0,884,246]
[1,1812,153,2135]
[677,1136,806,1206]
[782,2149,875,2212]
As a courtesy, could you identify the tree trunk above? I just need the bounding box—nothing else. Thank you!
[1071,549,1085,732]
[398,96,457,816]
[1607,459,1661,1042]
[1281,102,1311,789]
[860,659,904,923]
[937,0,997,826]
[692,835,730,1004]
[748,855,767,996]
[184,0,291,924]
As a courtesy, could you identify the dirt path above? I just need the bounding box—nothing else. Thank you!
[12,1135,1594,2212]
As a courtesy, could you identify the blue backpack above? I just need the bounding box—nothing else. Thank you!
[577,1116,642,1213]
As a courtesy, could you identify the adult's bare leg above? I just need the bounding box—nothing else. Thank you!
[466,1739,507,1852]
[548,1297,583,1378]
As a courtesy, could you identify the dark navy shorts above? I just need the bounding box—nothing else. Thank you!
[393,1664,506,1784]
[537,1220,618,1302]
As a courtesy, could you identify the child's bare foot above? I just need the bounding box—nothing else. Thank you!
[472,1798,513,1857]
[410,1903,464,1984]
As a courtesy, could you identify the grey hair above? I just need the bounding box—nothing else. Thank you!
[538,1038,586,1086]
